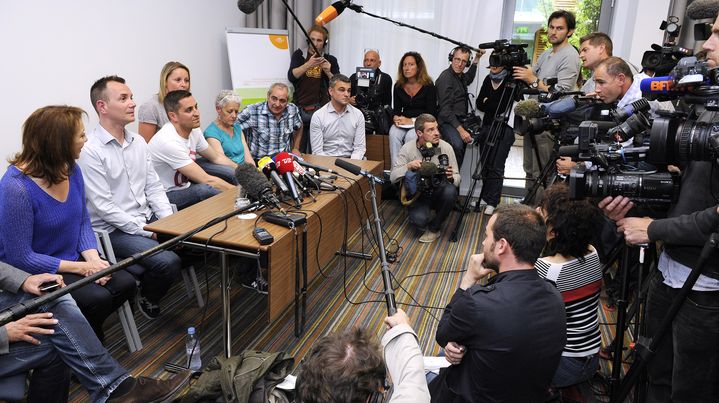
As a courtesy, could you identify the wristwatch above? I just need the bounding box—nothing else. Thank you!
[530,78,539,89]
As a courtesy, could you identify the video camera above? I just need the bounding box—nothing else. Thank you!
[478,39,530,69]
[354,67,392,134]
[415,143,450,196]
[641,16,693,76]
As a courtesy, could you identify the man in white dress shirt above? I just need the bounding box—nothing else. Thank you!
[79,76,182,319]
[310,74,366,160]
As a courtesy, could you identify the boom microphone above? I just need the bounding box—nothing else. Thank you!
[234,164,286,214]
[258,156,290,194]
[274,152,303,208]
[237,0,264,14]
[315,1,348,25]
[514,99,544,118]
[334,158,385,183]
[687,0,719,20]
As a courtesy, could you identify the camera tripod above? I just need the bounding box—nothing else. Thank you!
[521,131,561,205]
[449,76,524,242]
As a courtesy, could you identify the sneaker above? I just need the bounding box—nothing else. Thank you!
[135,294,160,320]
[242,276,268,295]
[419,230,440,243]
[107,369,192,403]
[483,205,496,215]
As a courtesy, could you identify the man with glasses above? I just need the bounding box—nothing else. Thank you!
[436,46,484,167]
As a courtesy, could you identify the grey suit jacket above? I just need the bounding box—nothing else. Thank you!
[0,261,31,354]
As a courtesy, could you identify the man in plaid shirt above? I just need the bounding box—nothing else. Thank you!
[237,83,303,159]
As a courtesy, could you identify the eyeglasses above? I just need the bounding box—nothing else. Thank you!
[452,57,469,65]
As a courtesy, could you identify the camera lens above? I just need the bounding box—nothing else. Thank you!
[649,115,719,165]
[570,168,677,203]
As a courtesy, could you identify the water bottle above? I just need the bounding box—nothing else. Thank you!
[186,327,202,371]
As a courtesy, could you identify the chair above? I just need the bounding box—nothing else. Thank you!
[94,226,204,309]
[93,231,143,353]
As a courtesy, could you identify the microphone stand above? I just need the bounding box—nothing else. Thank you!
[347,170,397,315]
[342,2,481,53]
[0,201,260,327]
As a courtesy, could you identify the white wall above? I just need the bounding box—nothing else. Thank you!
[0,0,245,174]
[610,0,672,68]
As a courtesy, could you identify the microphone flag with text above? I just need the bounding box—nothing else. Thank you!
[274,152,303,208]
[258,156,290,194]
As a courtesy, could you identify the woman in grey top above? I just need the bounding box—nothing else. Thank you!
[137,61,191,142]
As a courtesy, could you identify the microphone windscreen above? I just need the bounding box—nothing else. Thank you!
[237,0,265,14]
[687,0,719,20]
[315,1,346,25]
[274,152,295,175]
[235,164,271,200]
[418,162,438,177]
[640,76,675,94]
[514,99,544,118]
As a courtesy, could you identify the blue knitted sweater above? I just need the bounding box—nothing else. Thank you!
[0,165,97,274]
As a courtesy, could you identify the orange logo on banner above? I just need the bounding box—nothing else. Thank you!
[269,35,288,50]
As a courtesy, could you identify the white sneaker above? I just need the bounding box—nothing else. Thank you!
[419,230,440,243]
[483,205,496,215]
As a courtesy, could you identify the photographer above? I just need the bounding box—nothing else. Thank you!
[597,9,719,401]
[436,46,485,167]
[513,10,580,202]
[474,60,522,215]
[349,49,392,109]
[390,114,460,243]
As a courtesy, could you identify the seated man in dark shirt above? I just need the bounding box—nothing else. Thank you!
[430,204,567,403]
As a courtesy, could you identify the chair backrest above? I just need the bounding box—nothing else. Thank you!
[94,230,117,264]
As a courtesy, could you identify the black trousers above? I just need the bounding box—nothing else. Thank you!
[477,124,515,207]
[407,181,458,232]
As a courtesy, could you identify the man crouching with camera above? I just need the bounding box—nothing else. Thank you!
[390,114,460,243]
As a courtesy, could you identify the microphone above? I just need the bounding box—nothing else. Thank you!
[687,0,719,20]
[258,156,290,194]
[514,99,545,118]
[274,152,303,208]
[334,158,385,183]
[293,161,322,190]
[542,96,579,118]
[294,158,336,174]
[418,162,438,177]
[237,0,264,14]
[234,164,286,214]
[315,1,348,25]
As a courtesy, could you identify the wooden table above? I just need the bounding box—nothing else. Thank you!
[146,155,382,356]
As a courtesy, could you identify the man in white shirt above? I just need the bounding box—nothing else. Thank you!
[310,74,366,160]
[148,90,237,210]
[79,76,182,319]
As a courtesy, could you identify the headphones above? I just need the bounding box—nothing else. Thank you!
[448,46,473,65]
[306,25,329,48]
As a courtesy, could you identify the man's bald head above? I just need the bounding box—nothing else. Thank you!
[363,50,381,69]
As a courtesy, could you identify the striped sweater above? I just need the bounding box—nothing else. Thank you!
[535,247,602,357]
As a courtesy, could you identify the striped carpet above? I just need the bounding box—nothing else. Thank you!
[68,197,634,402]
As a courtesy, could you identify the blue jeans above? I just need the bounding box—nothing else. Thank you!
[196,158,238,185]
[389,125,417,168]
[166,183,220,210]
[551,354,599,388]
[0,292,129,403]
[440,123,467,168]
[645,271,719,402]
[108,229,182,304]
[407,181,458,232]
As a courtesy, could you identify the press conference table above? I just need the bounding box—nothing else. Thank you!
[145,155,381,355]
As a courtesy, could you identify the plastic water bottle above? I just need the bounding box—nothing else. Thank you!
[186,327,202,371]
